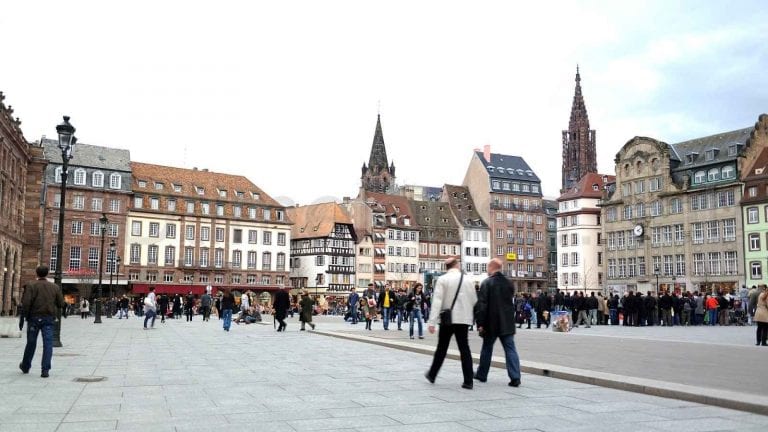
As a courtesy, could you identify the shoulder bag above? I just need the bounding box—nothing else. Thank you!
[439,273,464,326]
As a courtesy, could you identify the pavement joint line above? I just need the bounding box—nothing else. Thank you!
[314,329,768,417]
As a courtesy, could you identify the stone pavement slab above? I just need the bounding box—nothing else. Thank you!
[0,315,764,432]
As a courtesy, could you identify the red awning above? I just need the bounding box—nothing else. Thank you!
[129,283,283,295]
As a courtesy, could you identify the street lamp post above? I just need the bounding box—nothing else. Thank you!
[94,213,108,324]
[53,116,77,347]
[115,255,121,298]
[654,266,660,296]
[108,240,116,318]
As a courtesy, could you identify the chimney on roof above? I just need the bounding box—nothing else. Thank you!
[483,144,491,163]
[192,167,198,171]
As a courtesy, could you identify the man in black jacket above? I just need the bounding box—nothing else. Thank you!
[535,290,551,328]
[473,258,521,387]
[19,266,65,378]
[273,286,291,332]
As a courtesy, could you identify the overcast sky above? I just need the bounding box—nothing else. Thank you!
[2,1,766,205]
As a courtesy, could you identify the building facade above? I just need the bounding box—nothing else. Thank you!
[463,145,548,291]
[544,199,558,292]
[0,92,41,315]
[412,200,461,284]
[442,184,490,284]
[287,202,356,298]
[602,116,768,296]
[741,120,768,286]
[40,140,132,300]
[561,67,597,192]
[124,163,291,299]
[557,173,612,293]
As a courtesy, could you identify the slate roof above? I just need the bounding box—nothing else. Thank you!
[558,173,614,201]
[131,162,283,208]
[475,151,541,182]
[366,115,393,173]
[442,184,488,229]
[41,138,131,171]
[669,127,751,168]
[410,200,461,244]
[287,202,356,240]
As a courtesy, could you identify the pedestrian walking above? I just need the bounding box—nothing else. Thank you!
[408,283,425,339]
[348,288,360,324]
[80,298,89,319]
[185,291,195,322]
[200,291,212,321]
[474,258,521,387]
[215,295,222,320]
[362,296,375,330]
[299,290,316,331]
[221,289,234,331]
[754,284,768,346]
[377,284,394,330]
[158,294,169,323]
[19,265,65,378]
[425,257,477,389]
[118,295,130,319]
[172,294,182,319]
[143,287,157,329]
[274,286,290,332]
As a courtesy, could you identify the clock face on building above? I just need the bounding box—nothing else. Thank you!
[633,224,644,237]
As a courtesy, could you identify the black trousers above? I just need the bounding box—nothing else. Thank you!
[427,324,473,385]
[757,322,768,345]
[276,314,287,331]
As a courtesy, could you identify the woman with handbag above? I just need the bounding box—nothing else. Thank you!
[362,296,376,331]
[425,257,477,389]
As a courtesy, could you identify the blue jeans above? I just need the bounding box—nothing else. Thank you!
[143,310,156,328]
[609,309,618,325]
[222,309,232,330]
[382,307,391,329]
[708,309,717,326]
[21,316,55,372]
[396,308,405,329]
[475,333,520,382]
[409,308,423,337]
[349,304,358,323]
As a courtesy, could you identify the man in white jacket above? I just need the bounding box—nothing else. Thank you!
[425,257,478,389]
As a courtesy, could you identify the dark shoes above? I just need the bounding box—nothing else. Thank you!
[310,323,316,330]
[424,372,435,384]
[19,363,29,374]
[473,374,487,383]
[41,370,49,378]
[509,378,521,387]
[461,383,473,390]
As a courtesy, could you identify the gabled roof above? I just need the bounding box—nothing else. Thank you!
[475,151,540,182]
[743,146,768,182]
[130,162,282,207]
[41,138,131,171]
[557,173,614,201]
[364,192,419,230]
[669,127,751,168]
[442,184,488,229]
[286,202,355,240]
[410,200,460,243]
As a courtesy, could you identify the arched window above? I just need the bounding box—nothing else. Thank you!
[623,164,630,176]
[651,158,660,170]
[109,173,121,189]
[73,168,86,185]
[707,168,720,182]
[693,171,706,184]
[92,171,104,187]
[54,167,63,183]
[721,165,735,179]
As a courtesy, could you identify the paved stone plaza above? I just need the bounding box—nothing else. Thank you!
[1,315,766,432]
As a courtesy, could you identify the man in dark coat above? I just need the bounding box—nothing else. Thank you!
[274,286,291,332]
[473,258,521,387]
[19,265,65,378]
[535,290,551,328]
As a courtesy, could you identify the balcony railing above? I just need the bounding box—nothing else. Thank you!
[328,265,355,274]
[327,283,355,292]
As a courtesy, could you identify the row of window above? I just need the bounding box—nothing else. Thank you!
[606,252,739,279]
[495,229,544,242]
[691,166,737,184]
[492,197,542,210]
[128,271,281,286]
[128,244,285,270]
[494,245,545,260]
[54,168,122,189]
[464,230,490,242]
[560,252,580,267]
[386,229,418,241]
[54,195,122,212]
[605,219,737,249]
[605,190,736,222]
[746,206,768,224]
[490,179,540,194]
[130,221,285,245]
[494,212,544,225]
[618,177,664,197]
[136,180,261,202]
[134,195,285,221]
[49,246,118,273]
[53,220,119,237]
[418,244,458,256]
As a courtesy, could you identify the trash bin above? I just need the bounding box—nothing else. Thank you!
[551,310,571,332]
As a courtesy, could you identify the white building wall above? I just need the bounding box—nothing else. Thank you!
[557,197,602,293]
[460,227,491,283]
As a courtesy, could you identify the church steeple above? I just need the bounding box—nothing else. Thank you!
[561,66,597,192]
[361,114,397,194]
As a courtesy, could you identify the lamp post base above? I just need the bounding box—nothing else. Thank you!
[93,300,103,324]
[53,315,63,347]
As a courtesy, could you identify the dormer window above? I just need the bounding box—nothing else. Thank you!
[196,186,205,195]
[390,216,397,224]
[154,182,164,190]
[467,205,472,210]
[516,169,524,175]
[251,192,260,200]
[506,168,514,175]
[138,180,147,188]
[218,189,227,198]
[686,152,699,164]
[442,218,447,223]
[705,149,718,161]
[92,171,104,187]
[487,166,494,173]
[526,170,533,176]
[404,217,410,226]
[592,184,599,191]
[420,205,426,210]
[497,166,504,173]
[172,183,182,192]
[235,191,244,198]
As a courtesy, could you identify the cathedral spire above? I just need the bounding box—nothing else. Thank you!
[561,66,597,192]
[361,114,397,194]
